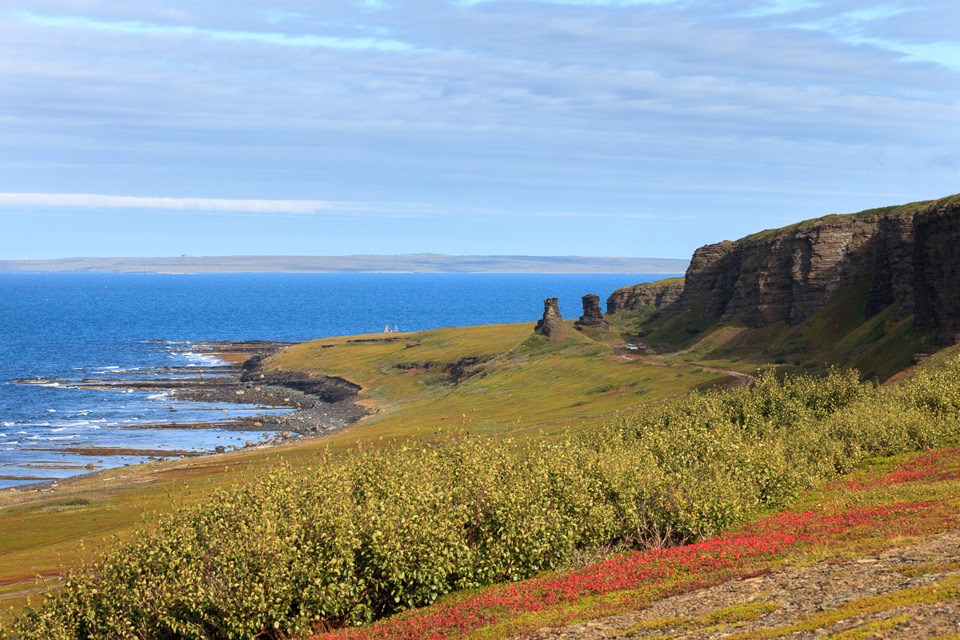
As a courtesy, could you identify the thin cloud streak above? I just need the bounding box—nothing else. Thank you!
[14,12,414,52]
[0,193,673,220]
[0,193,343,214]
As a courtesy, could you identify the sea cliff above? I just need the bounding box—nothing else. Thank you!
[609,194,960,346]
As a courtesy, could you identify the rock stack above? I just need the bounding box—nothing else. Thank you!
[574,294,608,331]
[534,298,565,338]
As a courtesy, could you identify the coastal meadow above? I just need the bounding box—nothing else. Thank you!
[5,354,960,639]
[316,460,960,640]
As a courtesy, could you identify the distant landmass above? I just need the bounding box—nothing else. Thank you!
[0,254,688,274]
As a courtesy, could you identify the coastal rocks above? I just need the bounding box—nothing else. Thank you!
[237,357,369,434]
[158,342,369,440]
[535,298,566,339]
[240,370,361,404]
[272,401,367,435]
[174,377,366,436]
[574,294,608,331]
[606,279,685,315]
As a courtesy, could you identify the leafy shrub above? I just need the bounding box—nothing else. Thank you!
[9,356,960,639]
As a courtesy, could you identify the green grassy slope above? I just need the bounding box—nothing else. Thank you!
[630,281,927,381]
[7,342,960,638]
[0,322,735,619]
[268,323,727,442]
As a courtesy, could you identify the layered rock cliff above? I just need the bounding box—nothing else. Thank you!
[676,215,881,327]
[609,194,960,346]
[606,278,684,315]
[913,198,960,345]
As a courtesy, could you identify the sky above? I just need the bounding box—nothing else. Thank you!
[1,0,959,259]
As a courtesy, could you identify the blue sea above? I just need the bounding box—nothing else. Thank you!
[0,272,673,489]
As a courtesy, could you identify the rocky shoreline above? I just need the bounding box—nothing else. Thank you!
[160,341,368,446]
[7,341,368,493]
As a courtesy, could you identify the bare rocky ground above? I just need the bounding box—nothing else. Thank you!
[524,529,960,640]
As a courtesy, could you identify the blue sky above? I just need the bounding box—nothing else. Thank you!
[1,0,958,259]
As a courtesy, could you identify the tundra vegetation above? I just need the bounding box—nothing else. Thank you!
[4,348,960,639]
[7,196,960,638]
[0,322,723,609]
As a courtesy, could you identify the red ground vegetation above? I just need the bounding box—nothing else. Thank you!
[313,448,960,640]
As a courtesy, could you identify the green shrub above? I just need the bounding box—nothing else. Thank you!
[9,356,960,639]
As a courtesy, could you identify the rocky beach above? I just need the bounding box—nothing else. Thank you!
[4,340,369,491]
[181,340,368,440]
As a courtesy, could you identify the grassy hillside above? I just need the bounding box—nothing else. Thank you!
[268,323,727,441]
[6,340,960,638]
[0,321,734,621]
[612,281,927,382]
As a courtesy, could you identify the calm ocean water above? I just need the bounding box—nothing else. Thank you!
[0,272,672,489]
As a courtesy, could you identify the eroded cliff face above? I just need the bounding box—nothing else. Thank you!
[610,195,960,346]
[606,279,685,315]
[680,218,880,327]
[914,199,960,345]
[865,213,916,319]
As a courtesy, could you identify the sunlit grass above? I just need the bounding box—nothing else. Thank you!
[0,321,733,618]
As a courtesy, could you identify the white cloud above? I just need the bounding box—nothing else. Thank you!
[737,0,822,17]
[13,12,413,51]
[0,193,343,214]
[0,193,701,221]
[1,0,959,259]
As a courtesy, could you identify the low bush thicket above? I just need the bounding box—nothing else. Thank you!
[8,359,960,639]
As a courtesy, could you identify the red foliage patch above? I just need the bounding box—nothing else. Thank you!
[312,449,960,640]
[313,499,950,640]
[847,448,960,490]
